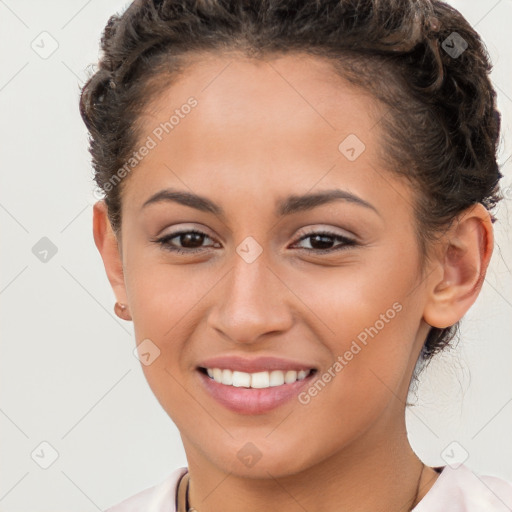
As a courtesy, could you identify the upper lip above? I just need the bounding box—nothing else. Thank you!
[197,355,318,373]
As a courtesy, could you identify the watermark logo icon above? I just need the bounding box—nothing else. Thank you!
[32,237,58,263]
[442,32,468,58]
[237,442,262,468]
[31,441,59,469]
[338,134,366,161]
[236,236,263,264]
[441,441,469,469]
[133,338,161,366]
[31,31,59,59]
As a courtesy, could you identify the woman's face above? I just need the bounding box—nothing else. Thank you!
[109,53,434,476]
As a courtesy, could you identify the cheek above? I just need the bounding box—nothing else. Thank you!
[292,287,419,453]
[124,258,219,409]
[125,251,213,337]
[289,244,418,334]
[288,252,422,399]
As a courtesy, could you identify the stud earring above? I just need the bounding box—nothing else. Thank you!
[114,302,132,320]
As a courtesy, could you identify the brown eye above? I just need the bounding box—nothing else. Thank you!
[153,230,219,254]
[293,231,357,253]
[175,232,206,249]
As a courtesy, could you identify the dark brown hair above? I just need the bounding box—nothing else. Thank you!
[79,0,502,362]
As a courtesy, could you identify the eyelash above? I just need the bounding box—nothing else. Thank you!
[152,229,357,255]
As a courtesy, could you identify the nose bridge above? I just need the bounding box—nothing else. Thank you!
[208,244,293,343]
[230,248,270,306]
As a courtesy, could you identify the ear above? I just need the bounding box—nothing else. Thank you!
[423,203,494,329]
[92,200,131,321]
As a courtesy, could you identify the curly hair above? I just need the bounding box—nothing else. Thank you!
[79,0,502,362]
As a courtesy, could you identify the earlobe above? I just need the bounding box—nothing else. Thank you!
[92,200,132,320]
[423,203,494,329]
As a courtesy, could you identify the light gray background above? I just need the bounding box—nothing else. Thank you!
[0,1,511,510]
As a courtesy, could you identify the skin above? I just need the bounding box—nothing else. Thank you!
[93,53,494,512]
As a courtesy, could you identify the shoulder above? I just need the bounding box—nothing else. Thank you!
[414,464,512,511]
[104,467,188,512]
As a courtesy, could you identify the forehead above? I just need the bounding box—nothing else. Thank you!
[141,51,383,151]
[123,52,406,215]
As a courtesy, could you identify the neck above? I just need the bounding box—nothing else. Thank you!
[183,413,437,512]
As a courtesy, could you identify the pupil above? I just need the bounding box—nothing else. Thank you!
[182,233,204,248]
[311,235,333,249]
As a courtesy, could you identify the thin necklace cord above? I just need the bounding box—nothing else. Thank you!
[179,463,426,512]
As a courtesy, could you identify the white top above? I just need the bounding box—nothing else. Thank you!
[105,464,512,511]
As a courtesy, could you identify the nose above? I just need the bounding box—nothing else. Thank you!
[207,249,294,345]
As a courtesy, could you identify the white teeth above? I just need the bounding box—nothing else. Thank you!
[285,370,298,383]
[250,371,270,388]
[269,370,284,386]
[232,371,251,387]
[221,369,233,385]
[203,368,313,388]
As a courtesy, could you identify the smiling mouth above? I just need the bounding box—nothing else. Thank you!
[197,366,318,389]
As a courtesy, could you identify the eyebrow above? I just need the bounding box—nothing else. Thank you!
[142,187,379,217]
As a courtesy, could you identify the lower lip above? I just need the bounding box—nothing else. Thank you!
[196,369,317,415]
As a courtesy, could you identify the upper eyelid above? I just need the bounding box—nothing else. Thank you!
[160,220,356,235]
[294,225,356,240]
